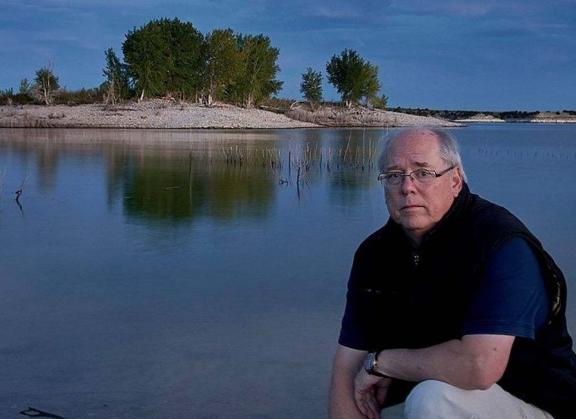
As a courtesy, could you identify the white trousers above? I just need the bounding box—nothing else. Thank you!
[403,380,554,419]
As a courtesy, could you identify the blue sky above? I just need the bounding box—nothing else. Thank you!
[1,0,575,110]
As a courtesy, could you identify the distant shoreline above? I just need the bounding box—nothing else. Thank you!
[1,102,574,130]
[391,108,576,124]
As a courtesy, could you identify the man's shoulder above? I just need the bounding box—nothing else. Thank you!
[464,194,529,237]
[460,193,544,268]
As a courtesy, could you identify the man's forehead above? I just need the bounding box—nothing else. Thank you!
[392,129,439,146]
[386,130,442,167]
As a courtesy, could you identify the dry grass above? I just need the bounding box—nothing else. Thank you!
[286,104,459,127]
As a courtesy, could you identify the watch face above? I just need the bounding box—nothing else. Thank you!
[364,353,375,372]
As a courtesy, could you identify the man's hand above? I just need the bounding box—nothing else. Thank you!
[353,369,392,419]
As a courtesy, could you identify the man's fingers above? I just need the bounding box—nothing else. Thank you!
[376,384,388,405]
[354,389,368,416]
[354,388,376,418]
[365,395,380,419]
[355,388,379,419]
[354,370,386,418]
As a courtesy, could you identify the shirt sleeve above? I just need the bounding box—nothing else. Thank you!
[462,237,550,339]
[338,245,374,350]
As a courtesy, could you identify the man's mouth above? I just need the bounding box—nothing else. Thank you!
[401,205,424,210]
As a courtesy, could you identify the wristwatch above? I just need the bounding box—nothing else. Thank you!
[363,351,390,378]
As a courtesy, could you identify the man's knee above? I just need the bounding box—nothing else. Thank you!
[404,380,460,419]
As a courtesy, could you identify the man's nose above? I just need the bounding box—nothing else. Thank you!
[400,174,417,194]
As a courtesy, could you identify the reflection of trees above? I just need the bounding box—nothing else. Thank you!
[279,129,380,200]
[324,130,381,207]
[35,146,59,192]
[123,157,204,222]
[206,165,273,220]
[328,168,373,207]
[0,130,60,193]
[121,154,275,224]
[0,132,277,224]
[0,128,382,222]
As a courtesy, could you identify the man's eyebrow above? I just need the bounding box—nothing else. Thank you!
[385,161,432,171]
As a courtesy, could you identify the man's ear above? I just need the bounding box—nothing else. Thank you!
[452,167,463,196]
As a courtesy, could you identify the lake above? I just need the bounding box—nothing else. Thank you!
[0,125,575,418]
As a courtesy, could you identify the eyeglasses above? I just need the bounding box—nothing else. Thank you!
[377,165,456,186]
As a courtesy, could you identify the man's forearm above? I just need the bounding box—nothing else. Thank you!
[376,335,514,390]
[329,346,370,419]
[329,369,367,419]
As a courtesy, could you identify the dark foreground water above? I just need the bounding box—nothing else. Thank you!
[0,125,574,419]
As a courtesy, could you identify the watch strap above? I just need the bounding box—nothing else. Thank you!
[366,350,390,378]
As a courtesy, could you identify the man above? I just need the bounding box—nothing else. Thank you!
[329,128,576,419]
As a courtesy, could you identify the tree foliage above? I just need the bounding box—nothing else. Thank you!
[118,19,283,106]
[103,48,131,104]
[34,66,60,105]
[203,29,240,106]
[225,34,283,108]
[19,79,32,95]
[300,67,323,108]
[122,18,204,100]
[326,49,380,108]
[372,93,388,110]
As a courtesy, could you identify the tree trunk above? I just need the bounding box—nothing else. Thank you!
[43,87,49,105]
[107,77,116,105]
[139,88,145,102]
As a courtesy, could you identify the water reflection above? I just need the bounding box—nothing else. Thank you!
[0,128,381,225]
[121,154,275,223]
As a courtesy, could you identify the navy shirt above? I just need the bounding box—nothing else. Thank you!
[339,237,550,348]
[462,237,550,338]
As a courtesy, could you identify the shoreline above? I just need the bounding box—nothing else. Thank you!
[0,100,459,130]
[455,112,576,124]
[2,102,574,131]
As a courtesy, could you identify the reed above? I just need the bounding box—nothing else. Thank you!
[184,138,381,194]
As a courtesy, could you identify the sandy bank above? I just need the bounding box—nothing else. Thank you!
[286,104,461,127]
[0,100,458,129]
[456,111,576,124]
[456,113,506,123]
[0,101,318,129]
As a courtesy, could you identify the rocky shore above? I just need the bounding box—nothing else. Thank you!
[455,111,576,124]
[0,100,458,129]
[286,104,460,127]
[455,113,506,123]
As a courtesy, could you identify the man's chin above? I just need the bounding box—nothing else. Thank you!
[399,217,427,230]
[399,218,433,235]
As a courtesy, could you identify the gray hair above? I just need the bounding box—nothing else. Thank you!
[378,128,467,182]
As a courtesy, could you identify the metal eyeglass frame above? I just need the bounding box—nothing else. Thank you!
[377,165,456,186]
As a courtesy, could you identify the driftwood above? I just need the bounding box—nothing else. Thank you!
[19,406,67,419]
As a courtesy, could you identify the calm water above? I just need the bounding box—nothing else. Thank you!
[0,125,575,418]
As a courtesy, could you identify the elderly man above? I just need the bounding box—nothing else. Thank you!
[329,128,576,419]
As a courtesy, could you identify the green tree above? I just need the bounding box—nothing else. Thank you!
[122,18,204,101]
[103,48,131,104]
[203,28,240,106]
[19,79,32,95]
[0,88,14,105]
[226,34,283,108]
[372,93,388,110]
[300,67,323,109]
[34,66,60,105]
[326,49,380,108]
